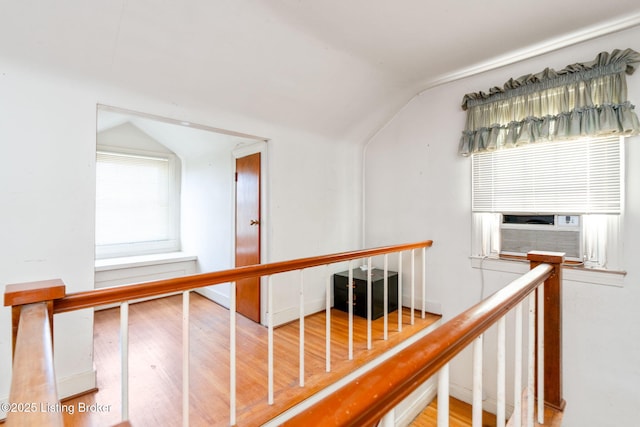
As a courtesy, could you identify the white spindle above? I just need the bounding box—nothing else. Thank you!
[472,334,483,427]
[437,363,450,427]
[527,293,536,427]
[348,260,354,360]
[325,265,331,373]
[514,303,523,427]
[410,249,415,325]
[367,257,372,350]
[398,251,403,332]
[537,285,545,424]
[230,282,237,426]
[182,291,190,427]
[268,275,274,404]
[383,254,389,340]
[120,301,129,421]
[421,246,426,318]
[497,316,506,427]
[379,408,395,427]
[299,269,305,387]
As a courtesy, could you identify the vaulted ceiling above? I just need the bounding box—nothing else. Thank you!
[2,1,640,142]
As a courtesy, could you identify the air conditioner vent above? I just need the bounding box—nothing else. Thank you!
[500,215,581,260]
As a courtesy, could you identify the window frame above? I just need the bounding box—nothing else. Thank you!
[95,145,181,259]
[470,136,625,273]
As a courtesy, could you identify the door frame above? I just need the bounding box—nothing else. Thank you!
[232,141,269,325]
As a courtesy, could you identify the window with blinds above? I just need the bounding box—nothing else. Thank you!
[470,136,625,270]
[95,148,180,258]
[472,136,623,214]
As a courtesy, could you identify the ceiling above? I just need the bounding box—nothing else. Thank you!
[97,107,259,159]
[2,1,640,142]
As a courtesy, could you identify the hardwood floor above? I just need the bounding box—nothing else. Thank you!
[409,395,564,427]
[61,293,440,426]
[409,397,499,427]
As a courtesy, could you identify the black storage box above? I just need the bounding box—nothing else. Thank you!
[333,268,398,319]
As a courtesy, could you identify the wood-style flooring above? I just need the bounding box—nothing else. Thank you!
[409,394,563,427]
[409,397,498,427]
[61,293,440,426]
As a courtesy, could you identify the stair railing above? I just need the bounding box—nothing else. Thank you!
[283,251,565,427]
[3,240,432,426]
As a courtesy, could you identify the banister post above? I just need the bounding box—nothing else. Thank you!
[4,279,66,358]
[527,251,565,412]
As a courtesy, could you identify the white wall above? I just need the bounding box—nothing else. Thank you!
[364,26,640,426]
[0,58,362,407]
[179,133,238,306]
[97,122,173,153]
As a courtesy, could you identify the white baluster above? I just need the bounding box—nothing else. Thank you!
[268,275,274,405]
[398,251,403,332]
[411,249,415,325]
[325,265,331,373]
[230,282,237,426]
[472,334,483,427]
[383,254,389,340]
[527,293,535,427]
[299,269,305,387]
[182,291,190,427]
[437,363,450,427]
[422,246,427,319]
[537,285,545,424]
[348,260,354,360]
[367,257,372,350]
[378,408,395,427]
[120,302,129,422]
[514,303,523,427]
[497,316,506,427]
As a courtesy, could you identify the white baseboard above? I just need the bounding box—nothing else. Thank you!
[273,298,442,328]
[401,297,442,316]
[195,286,230,309]
[196,289,324,327]
[449,383,513,420]
[394,377,438,426]
[58,368,98,400]
[272,298,326,326]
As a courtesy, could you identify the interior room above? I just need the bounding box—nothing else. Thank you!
[2,2,640,426]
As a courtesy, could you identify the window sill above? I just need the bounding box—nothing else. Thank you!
[470,256,626,287]
[95,252,198,272]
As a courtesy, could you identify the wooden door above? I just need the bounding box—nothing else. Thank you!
[235,152,261,322]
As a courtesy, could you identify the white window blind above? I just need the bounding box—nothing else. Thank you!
[96,149,179,258]
[472,137,623,214]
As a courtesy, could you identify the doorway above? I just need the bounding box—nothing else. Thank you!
[235,152,262,322]
[95,106,269,316]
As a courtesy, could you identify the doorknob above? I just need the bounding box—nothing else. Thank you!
[250,219,260,226]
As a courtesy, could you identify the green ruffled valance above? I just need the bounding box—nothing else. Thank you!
[459,48,640,156]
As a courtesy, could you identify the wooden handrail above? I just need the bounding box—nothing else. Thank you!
[53,240,432,314]
[4,279,65,357]
[3,240,431,426]
[6,303,63,427]
[283,254,562,426]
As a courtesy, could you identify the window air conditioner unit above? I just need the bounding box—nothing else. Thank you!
[500,214,581,261]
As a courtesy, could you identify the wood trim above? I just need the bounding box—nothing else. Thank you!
[4,280,66,358]
[4,279,66,307]
[11,306,20,359]
[529,251,566,411]
[7,303,63,427]
[54,241,433,314]
[283,261,555,426]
